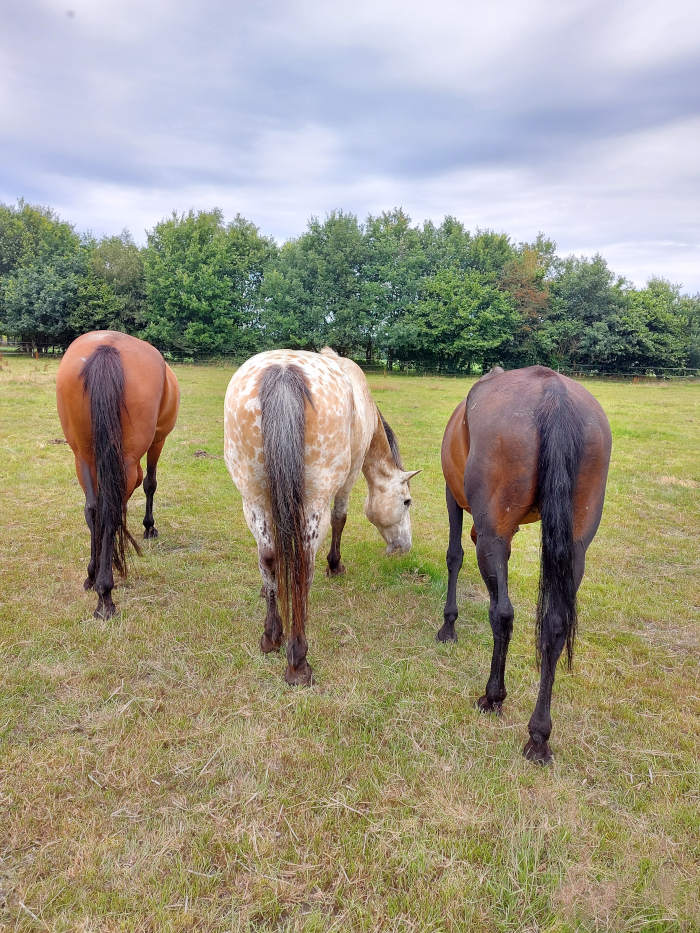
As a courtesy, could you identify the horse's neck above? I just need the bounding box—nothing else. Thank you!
[362,408,394,483]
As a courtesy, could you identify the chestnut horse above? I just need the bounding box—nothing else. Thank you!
[224,348,419,686]
[438,365,611,763]
[56,331,179,619]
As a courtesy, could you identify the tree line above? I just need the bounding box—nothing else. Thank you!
[1,200,698,374]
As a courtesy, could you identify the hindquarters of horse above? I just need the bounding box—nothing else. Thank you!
[445,367,610,541]
[223,350,354,507]
[56,330,174,497]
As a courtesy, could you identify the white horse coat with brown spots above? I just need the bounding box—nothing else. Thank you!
[224,347,418,685]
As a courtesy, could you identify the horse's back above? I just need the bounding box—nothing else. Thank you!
[446,366,610,539]
[224,350,356,505]
[467,366,608,453]
[57,331,167,461]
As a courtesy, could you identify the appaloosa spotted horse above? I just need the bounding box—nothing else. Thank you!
[224,348,419,686]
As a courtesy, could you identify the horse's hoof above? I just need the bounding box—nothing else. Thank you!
[94,603,116,621]
[285,661,314,687]
[84,577,95,591]
[326,562,346,577]
[436,624,457,643]
[523,738,553,765]
[143,526,158,539]
[260,632,282,654]
[476,695,503,715]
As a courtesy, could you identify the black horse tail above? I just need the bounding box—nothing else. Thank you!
[534,379,585,671]
[81,345,140,576]
[259,364,313,635]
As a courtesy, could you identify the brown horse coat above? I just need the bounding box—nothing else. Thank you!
[442,367,609,545]
[56,331,179,617]
[438,365,611,763]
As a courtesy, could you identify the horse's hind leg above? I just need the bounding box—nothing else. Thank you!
[437,486,464,642]
[286,515,321,686]
[142,440,165,539]
[93,519,117,619]
[79,460,97,591]
[524,543,586,764]
[285,545,315,686]
[259,545,283,653]
[475,531,514,714]
[326,492,349,576]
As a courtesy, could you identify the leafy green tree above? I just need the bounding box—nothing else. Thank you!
[0,201,78,275]
[308,211,369,355]
[89,231,146,332]
[364,209,425,365]
[392,268,519,371]
[617,278,688,371]
[547,254,627,369]
[1,253,85,349]
[0,204,26,276]
[142,209,274,355]
[499,237,555,367]
[261,211,367,355]
[259,238,323,349]
[0,202,101,349]
[465,230,515,281]
[68,274,125,336]
[679,292,700,369]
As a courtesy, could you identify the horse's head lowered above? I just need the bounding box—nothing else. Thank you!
[364,466,420,555]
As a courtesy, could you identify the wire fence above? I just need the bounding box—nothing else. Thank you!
[1,341,697,380]
[354,359,700,380]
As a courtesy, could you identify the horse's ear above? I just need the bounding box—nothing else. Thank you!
[402,470,421,482]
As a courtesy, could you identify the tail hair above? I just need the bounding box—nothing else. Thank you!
[534,381,585,670]
[81,345,140,576]
[259,364,313,634]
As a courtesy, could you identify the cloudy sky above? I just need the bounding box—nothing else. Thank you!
[3,0,700,290]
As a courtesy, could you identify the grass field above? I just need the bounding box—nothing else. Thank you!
[1,355,698,932]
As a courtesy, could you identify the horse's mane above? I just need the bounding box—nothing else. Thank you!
[379,410,403,469]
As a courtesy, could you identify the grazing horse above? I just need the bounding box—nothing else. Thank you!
[56,331,179,619]
[224,347,419,686]
[437,366,611,763]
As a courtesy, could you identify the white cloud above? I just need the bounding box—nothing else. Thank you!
[2,0,699,290]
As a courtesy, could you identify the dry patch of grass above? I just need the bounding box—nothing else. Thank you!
[656,474,698,489]
[1,357,698,931]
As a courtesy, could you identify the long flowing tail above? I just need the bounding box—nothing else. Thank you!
[259,364,313,635]
[81,345,140,576]
[535,380,585,670]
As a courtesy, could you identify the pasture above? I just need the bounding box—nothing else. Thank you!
[1,356,698,932]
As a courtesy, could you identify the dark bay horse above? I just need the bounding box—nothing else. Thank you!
[56,331,179,618]
[224,348,418,686]
[438,366,611,763]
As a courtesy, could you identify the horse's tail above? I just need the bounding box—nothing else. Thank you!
[534,379,585,671]
[259,364,313,635]
[81,345,140,576]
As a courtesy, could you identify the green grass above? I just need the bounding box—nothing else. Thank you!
[0,355,698,931]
